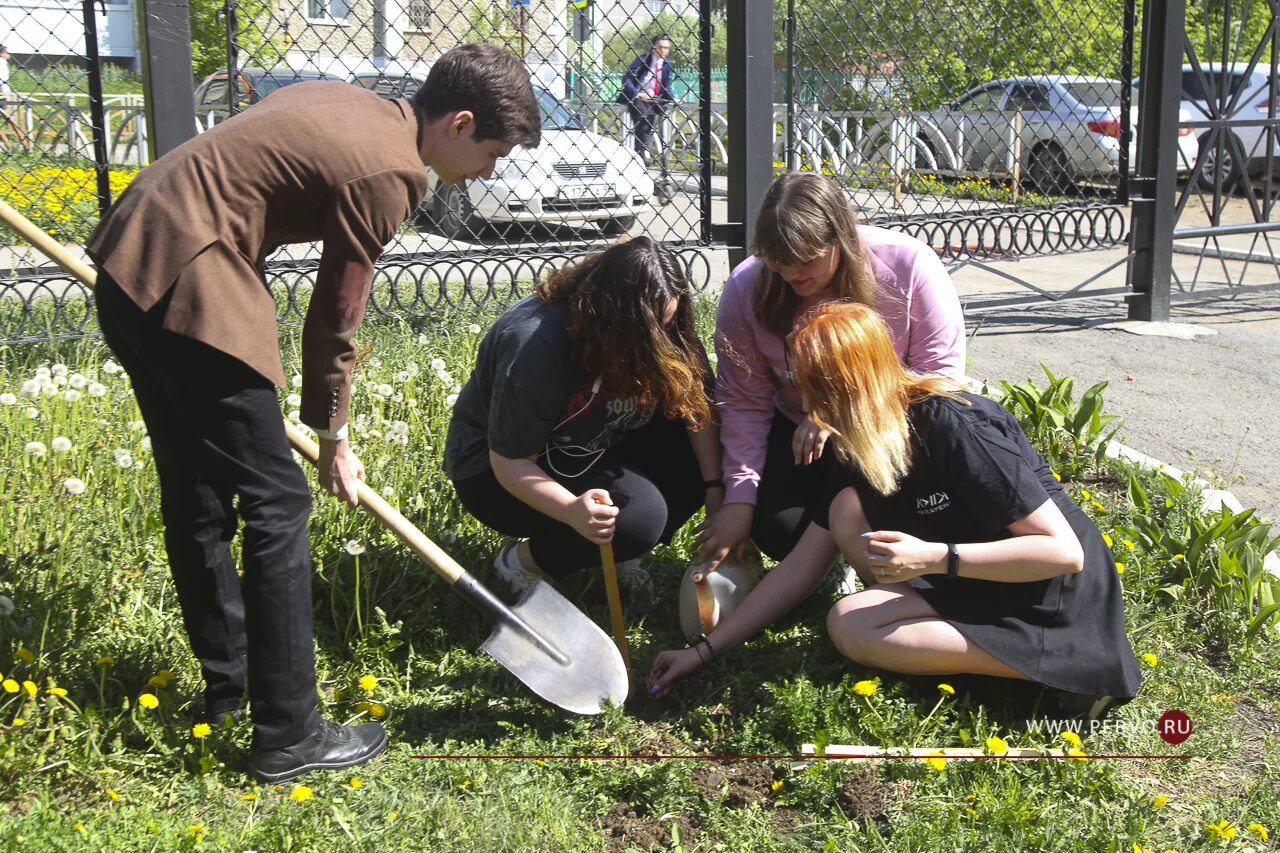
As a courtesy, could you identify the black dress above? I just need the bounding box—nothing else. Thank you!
[815,392,1142,699]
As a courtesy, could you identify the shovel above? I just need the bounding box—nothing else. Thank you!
[0,199,629,715]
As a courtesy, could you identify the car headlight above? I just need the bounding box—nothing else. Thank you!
[494,159,548,183]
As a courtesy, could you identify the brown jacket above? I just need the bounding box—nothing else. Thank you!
[87,81,430,434]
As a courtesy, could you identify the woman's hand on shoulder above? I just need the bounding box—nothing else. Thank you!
[694,502,754,572]
[863,530,947,583]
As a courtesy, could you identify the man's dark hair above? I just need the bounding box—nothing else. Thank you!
[413,43,541,148]
[651,34,673,47]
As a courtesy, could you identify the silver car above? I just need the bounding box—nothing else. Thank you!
[863,75,1198,193]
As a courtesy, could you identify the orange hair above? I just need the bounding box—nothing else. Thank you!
[789,303,965,495]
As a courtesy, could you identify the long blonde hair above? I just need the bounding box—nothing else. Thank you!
[790,303,966,495]
[751,172,878,338]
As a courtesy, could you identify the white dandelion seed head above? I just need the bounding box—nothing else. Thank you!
[19,379,40,399]
[286,393,301,408]
[392,392,403,403]
[87,383,107,398]
[451,383,461,394]
[380,485,396,498]
[133,459,144,470]
[63,477,86,496]
[429,358,446,372]
[40,380,58,397]
[287,410,301,423]
[101,359,122,375]
[113,448,133,468]
[291,373,303,389]
[0,595,13,617]
[435,370,453,386]
[53,374,68,387]
[417,333,429,345]
[370,357,382,369]
[445,393,459,407]
[24,441,47,458]
[68,373,88,389]
[51,436,72,453]
[405,363,420,378]
[62,389,82,403]
[467,323,482,335]
[708,352,719,364]
[51,364,68,378]
[128,420,146,432]
[377,384,394,398]
[140,436,151,452]
[396,370,411,383]
[25,407,39,420]
[0,393,15,406]
[34,366,51,380]
[344,540,366,556]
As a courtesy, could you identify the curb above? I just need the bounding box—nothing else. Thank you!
[967,375,1280,582]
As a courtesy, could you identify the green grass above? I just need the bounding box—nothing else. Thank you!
[1,304,1277,851]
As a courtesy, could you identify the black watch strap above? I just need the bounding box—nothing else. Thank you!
[946,543,960,577]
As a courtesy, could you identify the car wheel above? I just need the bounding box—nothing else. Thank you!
[601,216,636,236]
[1027,143,1074,195]
[1196,132,1243,191]
[431,183,476,240]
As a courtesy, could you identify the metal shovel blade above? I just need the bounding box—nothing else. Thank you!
[480,580,629,715]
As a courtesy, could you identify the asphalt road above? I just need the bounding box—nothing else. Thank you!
[964,290,1280,523]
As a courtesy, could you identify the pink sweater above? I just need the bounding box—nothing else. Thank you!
[715,225,966,506]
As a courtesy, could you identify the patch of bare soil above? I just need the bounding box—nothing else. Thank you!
[601,804,700,853]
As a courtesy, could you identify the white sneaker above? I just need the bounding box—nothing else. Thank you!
[614,558,653,603]
[834,560,861,596]
[493,542,544,596]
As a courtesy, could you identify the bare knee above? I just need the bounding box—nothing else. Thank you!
[827,597,879,665]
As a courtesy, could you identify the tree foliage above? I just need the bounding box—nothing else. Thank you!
[190,0,285,79]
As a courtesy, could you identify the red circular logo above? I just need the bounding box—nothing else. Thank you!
[1158,709,1193,744]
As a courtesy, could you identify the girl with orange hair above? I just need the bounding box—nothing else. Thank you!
[445,238,723,597]
[651,303,1140,716]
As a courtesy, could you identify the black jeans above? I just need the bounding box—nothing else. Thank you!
[751,411,837,560]
[96,273,321,750]
[629,101,662,158]
[452,414,703,579]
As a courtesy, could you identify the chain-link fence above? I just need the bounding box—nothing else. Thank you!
[4,0,1211,343]
[211,0,714,266]
[781,0,1142,260]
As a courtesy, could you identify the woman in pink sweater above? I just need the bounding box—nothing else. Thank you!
[697,172,966,569]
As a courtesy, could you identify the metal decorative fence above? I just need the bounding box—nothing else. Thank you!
[1145,0,1280,306]
[4,0,1273,343]
[777,0,1143,313]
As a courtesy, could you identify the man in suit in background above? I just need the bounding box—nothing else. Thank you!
[618,33,675,165]
[87,44,540,783]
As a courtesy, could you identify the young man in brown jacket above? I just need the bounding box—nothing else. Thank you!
[87,44,541,783]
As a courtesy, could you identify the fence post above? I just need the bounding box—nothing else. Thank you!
[81,0,113,214]
[1127,0,1182,322]
[725,0,773,265]
[137,0,197,159]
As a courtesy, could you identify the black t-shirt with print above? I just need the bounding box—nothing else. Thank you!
[813,391,1142,698]
[444,295,660,482]
[814,391,1059,542]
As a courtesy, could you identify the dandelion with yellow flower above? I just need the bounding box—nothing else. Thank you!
[1247,823,1269,842]
[852,680,878,697]
[290,785,314,802]
[985,736,1009,756]
[1205,820,1237,841]
[191,722,212,739]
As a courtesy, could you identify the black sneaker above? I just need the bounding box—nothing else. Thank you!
[248,719,388,784]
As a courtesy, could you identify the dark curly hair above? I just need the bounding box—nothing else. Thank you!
[535,238,712,429]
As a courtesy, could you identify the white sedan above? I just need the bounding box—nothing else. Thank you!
[427,87,654,239]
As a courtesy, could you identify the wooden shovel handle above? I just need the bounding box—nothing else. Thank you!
[0,198,468,586]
